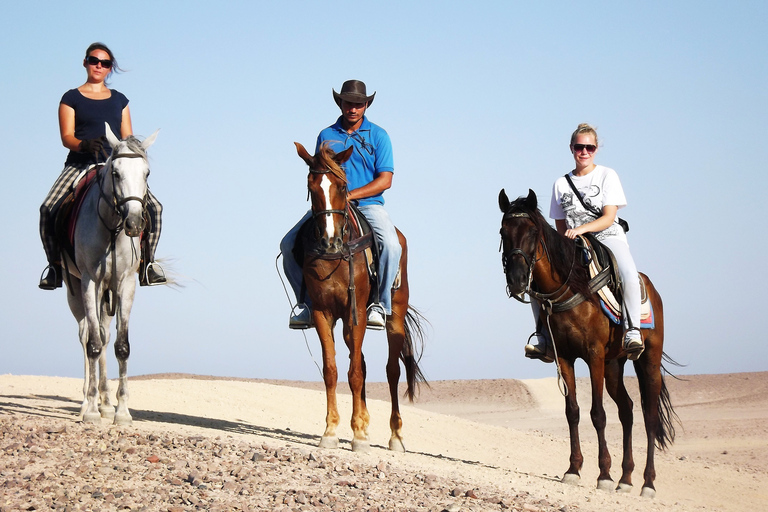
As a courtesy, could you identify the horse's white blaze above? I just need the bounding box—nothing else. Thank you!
[320,175,335,239]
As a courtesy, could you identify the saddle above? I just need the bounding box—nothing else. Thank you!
[293,204,401,304]
[54,167,101,265]
[577,234,655,328]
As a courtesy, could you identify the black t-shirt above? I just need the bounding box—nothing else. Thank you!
[60,88,129,165]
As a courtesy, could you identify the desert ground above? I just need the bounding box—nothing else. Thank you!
[1,371,766,511]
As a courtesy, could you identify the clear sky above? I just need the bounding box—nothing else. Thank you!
[2,1,766,384]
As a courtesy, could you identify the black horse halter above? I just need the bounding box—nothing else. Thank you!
[501,210,582,309]
[98,152,149,232]
[500,212,539,303]
[307,167,350,244]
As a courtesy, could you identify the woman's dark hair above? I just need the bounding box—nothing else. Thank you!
[84,42,123,84]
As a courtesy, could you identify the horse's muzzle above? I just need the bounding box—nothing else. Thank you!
[123,214,146,237]
[320,236,344,255]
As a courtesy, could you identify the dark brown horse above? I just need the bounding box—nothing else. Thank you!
[498,188,678,498]
[295,141,427,453]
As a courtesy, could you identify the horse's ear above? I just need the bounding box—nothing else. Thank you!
[525,188,538,209]
[294,142,314,166]
[141,129,160,150]
[104,122,120,148]
[334,146,354,165]
[498,189,510,212]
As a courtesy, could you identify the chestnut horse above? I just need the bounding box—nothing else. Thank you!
[294,141,427,452]
[498,189,678,498]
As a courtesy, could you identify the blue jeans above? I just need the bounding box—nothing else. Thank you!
[280,205,401,314]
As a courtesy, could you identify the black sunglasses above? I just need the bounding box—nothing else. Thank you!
[86,56,113,68]
[572,144,597,153]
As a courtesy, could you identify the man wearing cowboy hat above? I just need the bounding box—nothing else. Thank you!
[281,79,398,330]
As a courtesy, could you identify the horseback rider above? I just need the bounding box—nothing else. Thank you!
[39,42,165,290]
[281,80,399,331]
[526,123,644,361]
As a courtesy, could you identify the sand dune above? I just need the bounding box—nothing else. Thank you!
[1,372,766,511]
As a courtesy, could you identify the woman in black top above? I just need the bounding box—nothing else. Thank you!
[39,42,164,289]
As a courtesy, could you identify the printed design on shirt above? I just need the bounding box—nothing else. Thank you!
[561,186,620,241]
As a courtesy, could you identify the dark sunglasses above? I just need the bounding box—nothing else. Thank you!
[572,144,597,153]
[86,56,113,68]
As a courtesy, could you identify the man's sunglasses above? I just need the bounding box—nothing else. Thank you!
[86,56,113,68]
[572,144,597,154]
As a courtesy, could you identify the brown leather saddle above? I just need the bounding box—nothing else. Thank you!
[577,234,654,327]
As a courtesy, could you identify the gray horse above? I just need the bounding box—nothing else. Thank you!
[63,123,158,425]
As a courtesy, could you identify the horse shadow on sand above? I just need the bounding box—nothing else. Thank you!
[0,394,496,470]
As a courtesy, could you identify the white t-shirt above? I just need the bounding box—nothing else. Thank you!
[549,165,627,242]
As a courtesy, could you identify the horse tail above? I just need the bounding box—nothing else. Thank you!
[401,306,429,402]
[635,353,682,450]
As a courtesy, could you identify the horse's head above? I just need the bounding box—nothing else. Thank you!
[499,188,540,297]
[104,123,158,237]
[295,141,354,255]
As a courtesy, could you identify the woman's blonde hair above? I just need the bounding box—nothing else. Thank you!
[570,123,599,147]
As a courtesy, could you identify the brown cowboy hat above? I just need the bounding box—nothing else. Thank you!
[333,80,376,107]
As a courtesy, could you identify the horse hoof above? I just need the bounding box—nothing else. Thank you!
[318,436,339,449]
[388,437,405,452]
[114,415,132,426]
[561,473,580,485]
[597,479,614,491]
[100,406,115,419]
[616,482,633,494]
[82,412,101,424]
[640,486,656,499]
[351,439,371,453]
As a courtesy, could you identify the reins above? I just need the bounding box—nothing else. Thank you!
[500,209,595,397]
[307,166,369,326]
[95,151,148,316]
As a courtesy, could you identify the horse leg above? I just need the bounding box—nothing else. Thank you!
[344,316,370,453]
[315,313,340,449]
[385,308,405,452]
[587,354,614,491]
[66,280,90,418]
[605,359,635,493]
[80,278,104,424]
[112,278,136,425]
[559,360,583,485]
[97,298,115,420]
[636,338,664,498]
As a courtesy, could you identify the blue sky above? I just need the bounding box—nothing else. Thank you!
[1,1,766,384]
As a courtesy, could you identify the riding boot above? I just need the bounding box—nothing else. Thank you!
[39,263,63,290]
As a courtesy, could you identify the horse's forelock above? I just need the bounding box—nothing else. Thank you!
[117,136,148,159]
[317,142,347,183]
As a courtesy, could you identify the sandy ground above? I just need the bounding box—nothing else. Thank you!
[1,371,767,511]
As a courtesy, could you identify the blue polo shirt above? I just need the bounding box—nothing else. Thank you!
[315,116,394,206]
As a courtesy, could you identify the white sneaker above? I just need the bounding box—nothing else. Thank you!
[289,304,313,330]
[366,305,386,330]
[623,329,644,360]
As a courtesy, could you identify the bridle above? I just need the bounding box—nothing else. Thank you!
[500,210,578,308]
[98,151,149,232]
[306,165,370,326]
[500,212,538,303]
[307,166,351,251]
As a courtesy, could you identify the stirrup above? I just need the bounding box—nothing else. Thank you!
[524,332,554,363]
[289,304,313,330]
[366,304,386,331]
[141,262,167,286]
[39,264,62,290]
